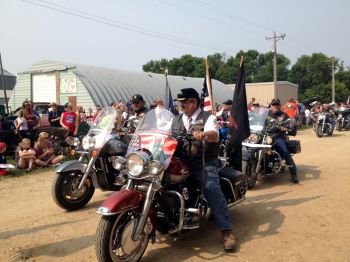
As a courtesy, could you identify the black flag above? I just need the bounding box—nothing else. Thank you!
[228,58,250,148]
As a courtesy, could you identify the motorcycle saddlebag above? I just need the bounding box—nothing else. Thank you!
[286,140,301,154]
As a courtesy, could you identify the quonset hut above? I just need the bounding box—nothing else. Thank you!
[9,60,233,110]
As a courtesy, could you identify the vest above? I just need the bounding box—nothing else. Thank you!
[171,110,219,162]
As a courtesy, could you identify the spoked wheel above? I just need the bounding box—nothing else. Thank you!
[51,171,95,211]
[95,212,150,262]
[242,160,258,189]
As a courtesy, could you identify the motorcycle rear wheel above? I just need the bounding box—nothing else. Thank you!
[95,212,150,262]
[51,171,95,211]
[242,160,258,189]
[336,122,342,132]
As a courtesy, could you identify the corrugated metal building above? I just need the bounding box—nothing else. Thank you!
[0,69,16,105]
[227,81,298,106]
[9,60,233,111]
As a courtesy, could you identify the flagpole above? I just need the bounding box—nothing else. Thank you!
[205,58,215,113]
[240,55,244,68]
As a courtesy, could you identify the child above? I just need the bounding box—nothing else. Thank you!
[14,109,29,138]
[34,132,65,167]
[16,138,36,172]
[0,142,9,175]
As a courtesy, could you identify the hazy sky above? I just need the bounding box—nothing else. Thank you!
[1,0,349,76]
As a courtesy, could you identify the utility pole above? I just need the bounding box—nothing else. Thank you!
[266,32,286,96]
[331,58,335,103]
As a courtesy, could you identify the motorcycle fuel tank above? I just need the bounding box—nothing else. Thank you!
[167,158,191,184]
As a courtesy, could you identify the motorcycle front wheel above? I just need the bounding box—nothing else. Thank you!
[242,160,258,189]
[316,125,323,138]
[51,171,95,211]
[95,212,150,262]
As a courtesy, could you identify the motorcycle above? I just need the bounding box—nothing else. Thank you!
[94,108,247,262]
[335,108,350,131]
[312,111,335,137]
[242,107,301,189]
[51,107,128,211]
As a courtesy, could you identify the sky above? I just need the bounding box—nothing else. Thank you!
[1,0,349,76]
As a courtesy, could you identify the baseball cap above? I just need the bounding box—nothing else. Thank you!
[223,99,233,105]
[271,98,281,105]
[174,88,199,101]
[132,94,144,103]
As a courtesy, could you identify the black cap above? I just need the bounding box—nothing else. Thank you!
[223,99,232,105]
[271,98,281,105]
[132,94,144,103]
[174,88,199,101]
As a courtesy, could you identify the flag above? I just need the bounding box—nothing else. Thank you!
[200,59,214,113]
[164,69,175,114]
[227,57,250,147]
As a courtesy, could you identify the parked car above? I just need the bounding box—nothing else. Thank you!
[6,102,64,130]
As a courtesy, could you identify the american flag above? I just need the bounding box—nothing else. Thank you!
[200,59,214,113]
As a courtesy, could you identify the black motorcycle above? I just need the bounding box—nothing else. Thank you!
[335,108,350,131]
[312,111,335,137]
[242,107,301,189]
[51,107,128,211]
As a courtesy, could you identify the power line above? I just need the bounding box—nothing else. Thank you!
[156,0,266,38]
[22,0,238,53]
[189,0,275,33]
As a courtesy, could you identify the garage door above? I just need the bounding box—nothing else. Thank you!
[33,73,56,103]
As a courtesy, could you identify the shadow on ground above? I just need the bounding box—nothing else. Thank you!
[142,191,321,261]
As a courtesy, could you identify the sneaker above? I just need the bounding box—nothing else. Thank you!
[222,230,236,252]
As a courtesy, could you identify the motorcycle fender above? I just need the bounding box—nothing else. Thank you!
[97,190,146,216]
[55,160,87,173]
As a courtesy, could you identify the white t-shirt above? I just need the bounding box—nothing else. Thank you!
[16,117,28,130]
[181,108,219,134]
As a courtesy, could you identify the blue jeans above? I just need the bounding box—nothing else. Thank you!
[274,137,297,175]
[192,159,232,230]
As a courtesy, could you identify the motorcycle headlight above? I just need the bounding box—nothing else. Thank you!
[89,137,96,149]
[248,133,260,143]
[126,152,147,177]
[73,137,80,148]
[318,115,323,120]
[264,135,273,145]
[111,156,125,171]
[82,136,90,150]
[149,160,162,175]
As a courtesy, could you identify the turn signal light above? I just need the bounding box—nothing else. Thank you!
[70,149,76,156]
[91,150,98,158]
[266,150,273,156]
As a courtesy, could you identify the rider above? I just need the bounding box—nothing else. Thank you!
[171,88,236,251]
[268,98,299,184]
[127,94,148,132]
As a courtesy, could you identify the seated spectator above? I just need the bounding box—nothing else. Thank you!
[0,142,8,176]
[34,132,65,167]
[16,138,36,172]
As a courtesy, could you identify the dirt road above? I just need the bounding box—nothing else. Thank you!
[1,128,350,262]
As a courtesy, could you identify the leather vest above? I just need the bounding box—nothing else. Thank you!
[171,110,219,162]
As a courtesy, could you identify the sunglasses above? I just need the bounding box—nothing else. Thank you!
[271,103,281,106]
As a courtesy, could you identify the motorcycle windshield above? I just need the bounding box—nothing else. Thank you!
[248,107,270,133]
[127,108,177,169]
[86,107,117,150]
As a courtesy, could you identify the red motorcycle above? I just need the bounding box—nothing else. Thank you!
[95,108,247,262]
